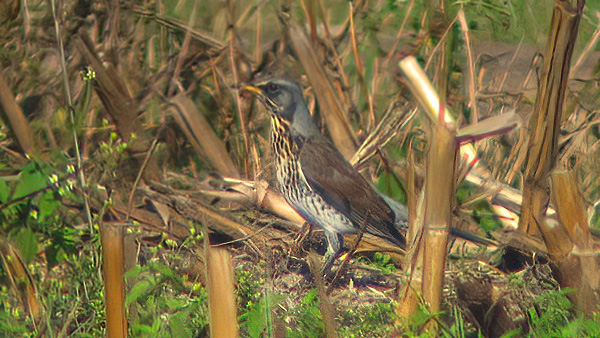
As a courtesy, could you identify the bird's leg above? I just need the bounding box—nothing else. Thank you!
[321,232,344,274]
[328,215,369,290]
[348,212,369,257]
[292,221,313,253]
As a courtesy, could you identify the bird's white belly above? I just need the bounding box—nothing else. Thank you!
[292,191,356,235]
[276,159,355,234]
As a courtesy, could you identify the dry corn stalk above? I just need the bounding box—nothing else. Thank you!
[100,222,127,338]
[74,32,160,180]
[422,123,456,332]
[519,0,585,234]
[289,25,357,159]
[0,71,37,157]
[206,246,238,338]
[0,240,43,327]
[168,95,240,178]
[396,55,458,333]
[546,170,600,315]
[399,56,522,228]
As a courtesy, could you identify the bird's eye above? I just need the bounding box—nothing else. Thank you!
[267,83,279,93]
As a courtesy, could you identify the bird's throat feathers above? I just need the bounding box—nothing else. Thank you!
[271,115,291,145]
[270,115,306,155]
[271,114,291,135]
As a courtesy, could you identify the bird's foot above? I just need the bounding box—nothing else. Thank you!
[324,230,366,293]
[292,222,312,254]
[324,252,353,293]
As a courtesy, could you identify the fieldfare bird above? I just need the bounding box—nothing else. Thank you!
[245,77,406,270]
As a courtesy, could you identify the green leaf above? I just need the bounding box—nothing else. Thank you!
[244,292,285,338]
[376,172,406,204]
[0,179,9,204]
[151,262,177,280]
[165,297,186,310]
[44,244,63,268]
[126,280,152,307]
[132,324,154,333]
[151,317,161,333]
[12,227,38,264]
[44,225,78,268]
[170,309,193,338]
[38,191,61,222]
[12,162,49,200]
[124,265,144,279]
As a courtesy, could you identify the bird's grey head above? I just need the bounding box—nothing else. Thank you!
[245,79,318,137]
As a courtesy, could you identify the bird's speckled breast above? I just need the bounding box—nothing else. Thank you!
[270,117,356,235]
[270,117,304,201]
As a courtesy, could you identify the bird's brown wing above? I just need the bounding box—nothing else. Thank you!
[299,135,405,248]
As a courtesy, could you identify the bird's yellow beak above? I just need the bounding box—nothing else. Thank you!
[243,83,280,112]
[242,85,264,96]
